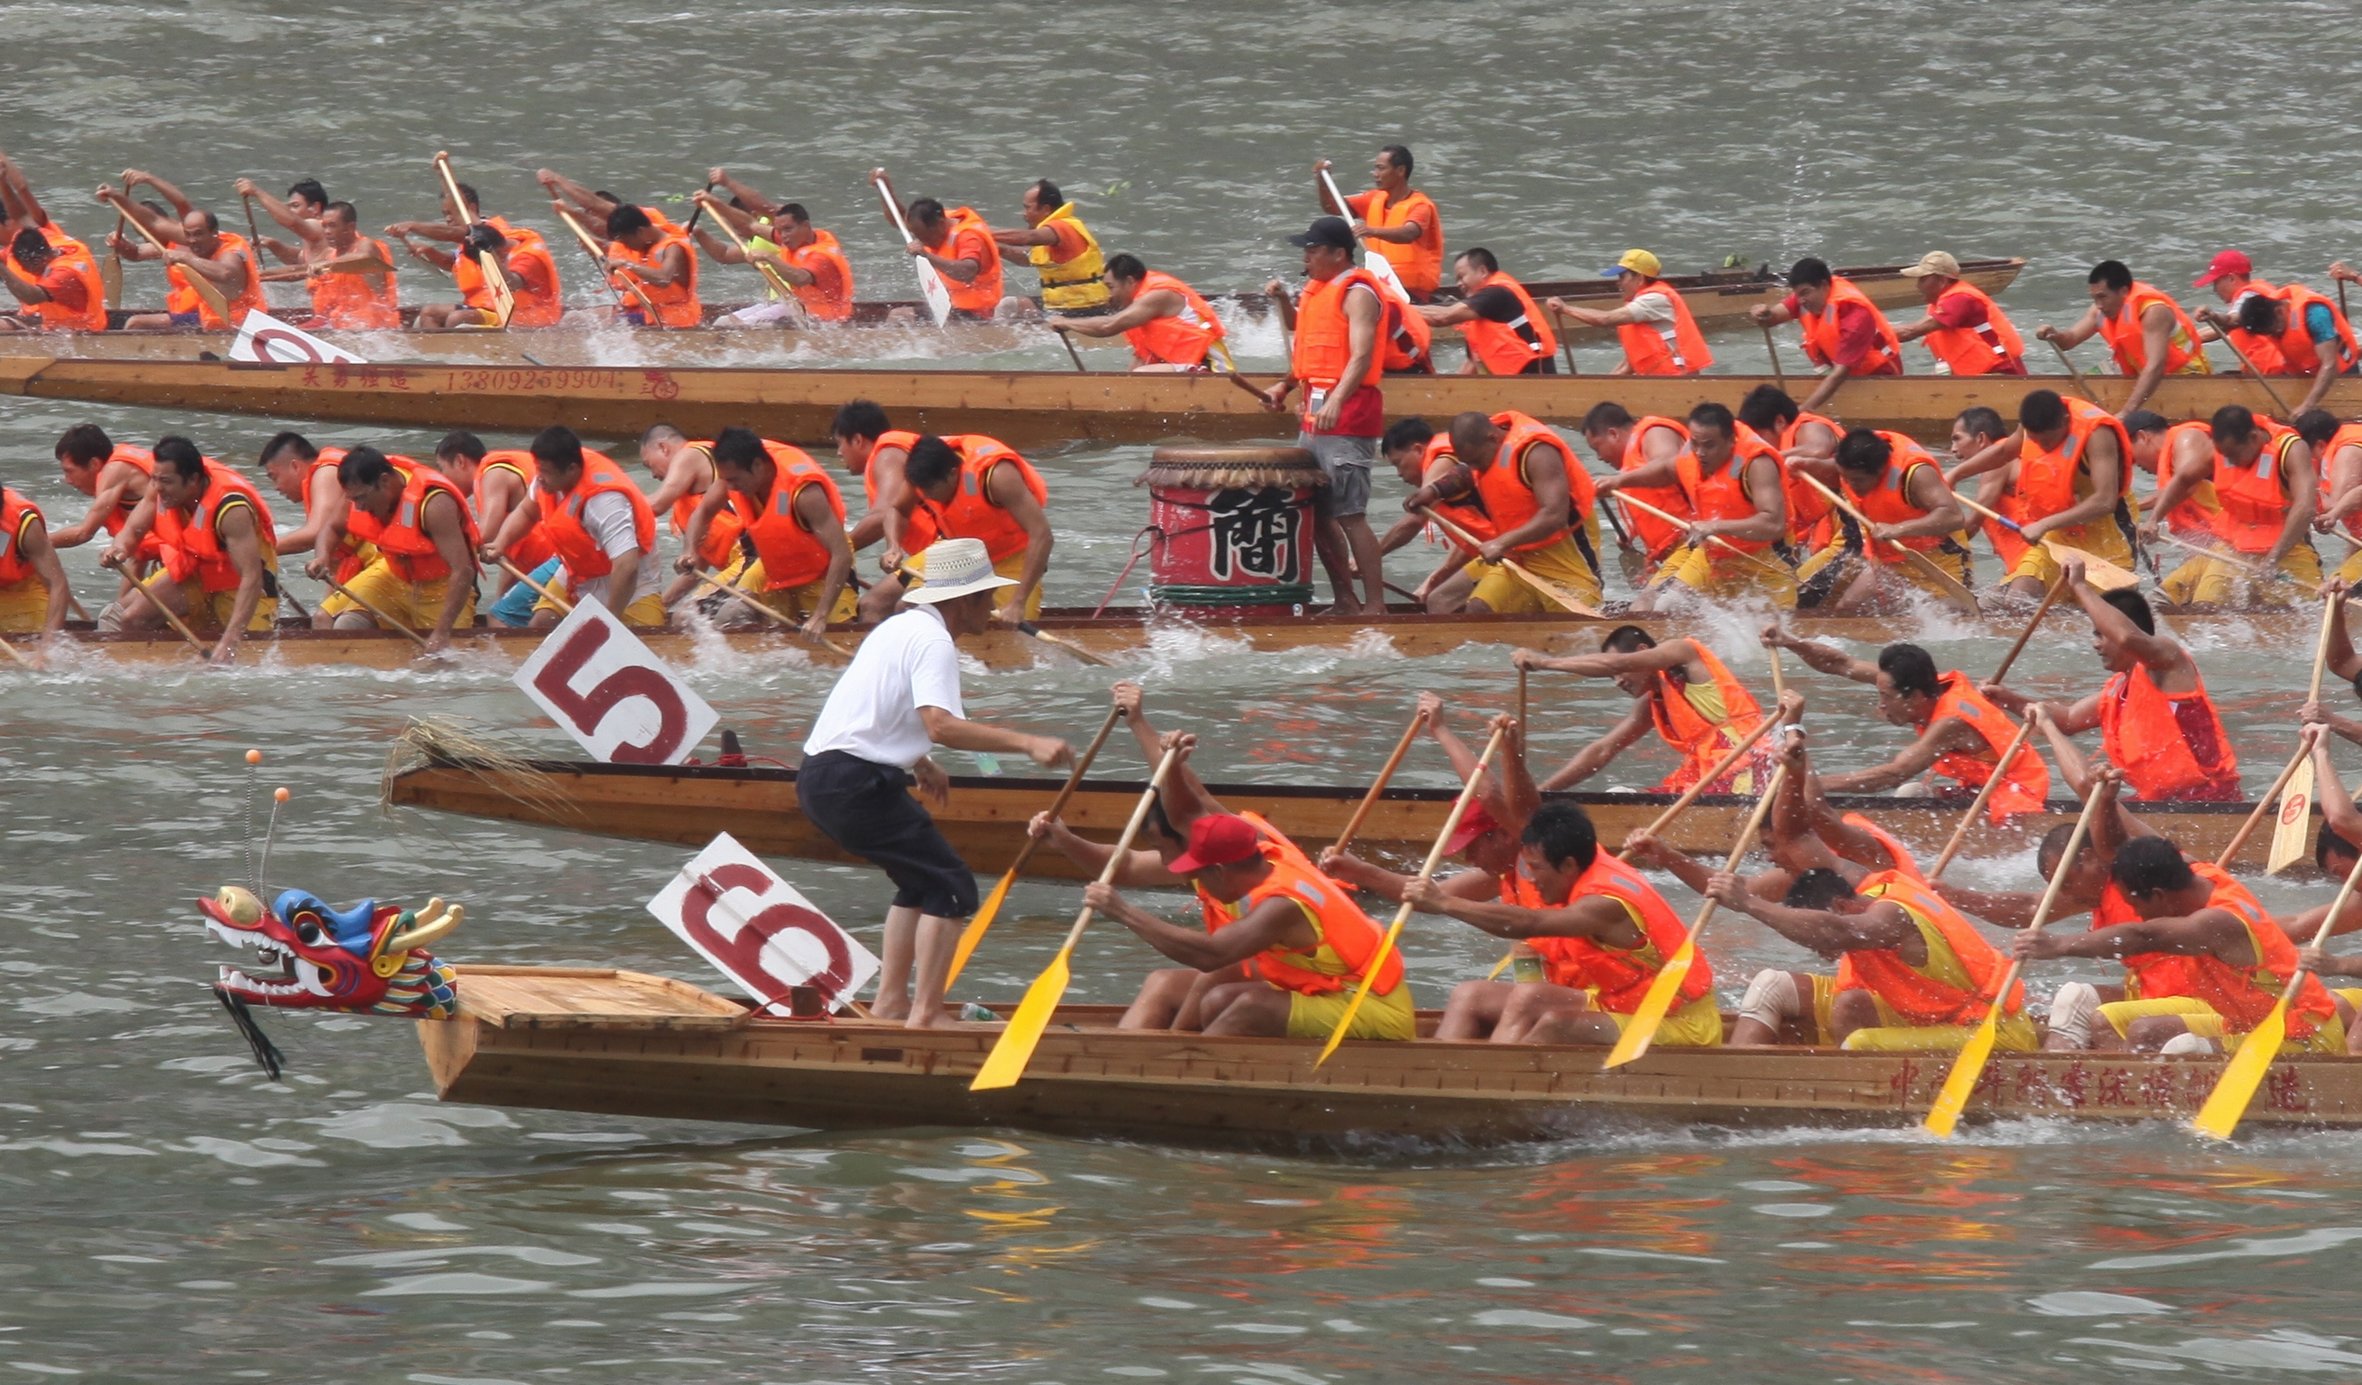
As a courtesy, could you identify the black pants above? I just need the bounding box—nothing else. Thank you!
[796,750,978,919]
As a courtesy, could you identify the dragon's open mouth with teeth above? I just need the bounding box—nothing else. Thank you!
[196,885,462,1019]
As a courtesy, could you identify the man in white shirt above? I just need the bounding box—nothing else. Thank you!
[800,537,1075,1028]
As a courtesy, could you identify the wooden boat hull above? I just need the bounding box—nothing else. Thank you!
[2,357,2322,452]
[381,754,2314,874]
[419,965,2362,1144]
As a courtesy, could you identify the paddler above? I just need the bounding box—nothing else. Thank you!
[1048,254,1227,371]
[2300,409,2362,582]
[1261,216,1387,615]
[1746,257,1904,413]
[2126,409,2228,571]
[636,423,750,604]
[677,426,854,637]
[317,446,480,652]
[1313,147,1443,303]
[861,433,1051,623]
[689,185,853,326]
[98,173,265,331]
[1948,389,2139,601]
[1631,402,1798,612]
[235,176,329,268]
[1378,417,1482,611]
[2147,405,2319,606]
[1543,248,1713,375]
[1423,409,1600,612]
[434,430,555,628]
[830,400,930,559]
[595,203,699,329]
[48,425,156,563]
[988,179,1109,318]
[101,437,279,664]
[1762,630,2049,820]
[1887,250,2026,375]
[1790,426,1974,612]
[2035,260,2212,416]
[801,536,1073,1028]
[1513,626,1768,794]
[2219,287,2360,417]
[1983,553,2242,801]
[0,227,105,333]
[1582,402,1693,567]
[1415,248,1559,376]
[252,197,400,330]
[390,177,564,329]
[256,432,370,627]
[479,426,664,628]
[0,482,72,638]
[871,169,1003,322]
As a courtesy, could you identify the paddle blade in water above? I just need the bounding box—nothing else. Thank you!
[944,868,1015,989]
[2267,761,2316,876]
[1922,1006,2003,1138]
[968,946,1072,1092]
[2191,1001,2289,1140]
[1603,944,1692,1070]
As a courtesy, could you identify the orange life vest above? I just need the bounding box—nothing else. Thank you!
[940,207,1004,314]
[1456,270,1557,377]
[1841,811,1924,883]
[1922,282,2025,376]
[1835,871,2023,1024]
[1379,289,1434,373]
[454,218,562,328]
[2212,416,2307,555]
[0,487,45,586]
[1647,642,1766,790]
[1616,280,1712,375]
[1797,275,1903,374]
[342,461,478,582]
[2092,871,2206,1003]
[1471,411,1585,556]
[1612,416,1692,558]
[18,233,106,330]
[1352,188,1443,298]
[2127,872,2336,1037]
[861,429,939,553]
[2317,422,2362,542]
[780,228,854,323]
[1414,435,1489,558]
[94,446,164,560]
[307,236,400,329]
[533,451,656,583]
[475,450,555,569]
[1124,270,1225,367]
[155,461,278,591]
[1675,421,1788,556]
[2235,282,2360,377]
[2098,662,2240,801]
[1291,266,1387,394]
[1996,397,2134,567]
[1778,411,1844,549]
[1195,816,1405,996]
[298,453,371,584]
[166,231,266,328]
[1507,850,1712,1012]
[1922,672,2049,821]
[913,436,1046,564]
[610,226,700,328]
[2096,281,2210,377]
[664,441,751,568]
[2149,421,2224,539]
[1842,434,1961,557]
[728,445,847,590]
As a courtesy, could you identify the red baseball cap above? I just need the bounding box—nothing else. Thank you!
[1447,804,1501,855]
[1168,814,1263,874]
[2193,249,2251,287]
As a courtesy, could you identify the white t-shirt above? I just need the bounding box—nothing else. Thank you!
[1626,288,1677,325]
[565,488,661,607]
[802,604,964,769]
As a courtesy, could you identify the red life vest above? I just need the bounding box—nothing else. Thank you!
[2149,421,2224,539]
[1921,671,2049,821]
[914,436,1046,565]
[2098,662,2240,801]
[16,234,106,330]
[937,207,1004,315]
[94,446,165,561]
[533,452,656,583]
[1616,281,1712,375]
[1455,270,1557,377]
[1835,870,2022,1024]
[1507,851,1712,1012]
[342,461,478,582]
[780,227,854,323]
[729,446,848,590]
[155,461,278,591]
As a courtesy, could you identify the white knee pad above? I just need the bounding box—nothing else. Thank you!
[2047,982,2100,1050]
[95,600,127,635]
[2160,1032,2217,1056]
[1739,969,1801,1033]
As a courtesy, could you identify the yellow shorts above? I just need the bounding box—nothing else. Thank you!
[1649,541,1797,610]
[317,558,477,630]
[1794,541,1970,601]
[535,578,667,627]
[2334,547,2362,586]
[0,578,52,633]
[1604,991,1725,1048]
[1810,973,2035,1052]
[2158,546,2322,608]
[2098,995,2348,1055]
[734,560,856,624]
[901,546,1042,617]
[1287,982,1416,1042]
[2004,520,2136,586]
[177,577,278,632]
[1462,535,1602,614]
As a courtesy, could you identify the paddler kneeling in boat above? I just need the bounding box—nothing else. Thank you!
[1513,628,1769,793]
[1426,410,1604,613]
[479,427,666,628]
[314,446,481,654]
[1630,403,1799,613]
[0,481,72,639]
[1790,427,1977,613]
[677,427,855,638]
[1046,254,1228,371]
[862,434,1052,624]
[102,436,280,666]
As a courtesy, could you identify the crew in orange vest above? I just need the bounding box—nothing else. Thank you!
[2223,285,2360,417]
[1792,427,1973,611]
[2299,408,2362,583]
[600,203,699,328]
[1635,402,1798,611]
[391,178,563,330]
[101,170,266,331]
[0,226,105,332]
[679,427,855,637]
[1747,256,1904,413]
[1948,389,2141,600]
[1430,409,1599,611]
[253,200,399,329]
[1770,635,2050,822]
[1416,248,1558,376]
[1050,253,1227,370]
[686,185,855,327]
[0,484,72,637]
[434,429,555,626]
[1314,147,1443,302]
[2037,259,2211,416]
[1263,217,1388,614]
[321,446,481,651]
[480,426,665,627]
[1516,626,1770,794]
[256,433,374,623]
[871,169,1004,321]
[1735,385,1846,551]
[47,426,159,570]
[2141,405,2320,606]
[1379,418,1486,610]
[1890,250,2025,375]
[1582,402,1693,566]
[2127,410,2227,558]
[102,436,280,663]
[867,433,1052,622]
[636,423,752,605]
[1545,248,1713,375]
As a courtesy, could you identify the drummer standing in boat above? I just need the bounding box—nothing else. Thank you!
[799,536,1073,1029]
[1262,216,1388,615]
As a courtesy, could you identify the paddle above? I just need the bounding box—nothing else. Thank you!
[1603,760,1790,1070]
[694,191,800,311]
[1990,572,2068,685]
[0,631,34,669]
[872,174,953,326]
[1315,723,1508,1065]
[1951,492,2143,592]
[435,152,515,327]
[101,213,125,311]
[1921,776,2107,1137]
[690,570,854,658]
[969,743,1184,1092]
[1417,506,1603,617]
[944,699,1127,989]
[238,191,267,277]
[119,565,211,658]
[1056,328,1088,373]
[2047,338,2104,405]
[117,206,230,322]
[1792,470,1978,614]
[2205,314,2296,418]
[1014,620,1113,667]
[1330,705,1430,855]
[1926,714,2038,881]
[1760,322,1787,387]
[498,556,571,613]
[321,574,430,651]
[1315,165,1411,301]
[552,205,662,326]
[2265,597,2341,874]
[1613,492,1795,580]
[2215,728,2323,871]
[2144,529,2324,598]
[2190,842,2362,1140]
[1599,495,1650,585]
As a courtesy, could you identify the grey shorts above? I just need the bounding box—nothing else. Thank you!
[1297,431,1376,519]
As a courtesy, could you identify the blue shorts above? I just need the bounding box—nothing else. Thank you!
[168,311,202,329]
[488,557,559,626]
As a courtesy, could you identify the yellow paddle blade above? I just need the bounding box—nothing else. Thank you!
[1922,1005,2003,1137]
[1485,948,1515,981]
[1603,944,1693,1069]
[2267,761,2316,876]
[1314,922,1405,1067]
[944,868,1015,989]
[968,945,1073,1092]
[2191,1001,2290,1140]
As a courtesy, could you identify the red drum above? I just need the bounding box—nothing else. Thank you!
[1141,447,1323,615]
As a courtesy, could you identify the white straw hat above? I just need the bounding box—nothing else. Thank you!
[902,536,1018,603]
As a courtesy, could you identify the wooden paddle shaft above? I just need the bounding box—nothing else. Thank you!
[1990,572,2068,684]
[125,566,211,656]
[1611,492,1791,577]
[1330,707,1429,855]
[0,632,33,668]
[322,574,430,649]
[999,702,1128,881]
[1951,491,2141,590]
[2215,730,2319,868]
[2147,528,2319,594]
[1055,744,1186,951]
[1416,506,1602,617]
[2208,321,2297,418]
[1793,468,1976,610]
[697,193,800,304]
[2046,338,2103,404]
[500,557,570,613]
[1626,712,1787,844]
[2310,589,2340,702]
[1927,715,2037,881]
[691,570,851,655]
[552,205,659,322]
[1974,777,2110,1012]
[436,154,514,323]
[1760,322,1786,386]
[1671,761,1790,952]
[1057,328,1088,373]
[115,201,230,317]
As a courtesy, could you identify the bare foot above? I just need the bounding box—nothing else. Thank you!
[870,995,910,1023]
[903,1005,952,1030]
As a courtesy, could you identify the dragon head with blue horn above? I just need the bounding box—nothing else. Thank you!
[200,885,461,1019]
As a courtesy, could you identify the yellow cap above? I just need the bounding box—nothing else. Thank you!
[1606,248,1661,278]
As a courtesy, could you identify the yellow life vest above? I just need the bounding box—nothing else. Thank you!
[1028,203,1109,311]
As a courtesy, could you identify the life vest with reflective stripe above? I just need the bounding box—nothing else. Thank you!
[1026,203,1108,312]
[155,461,278,591]
[1922,672,2048,821]
[166,231,266,328]
[1471,411,1581,556]
[667,441,751,568]
[342,461,477,582]
[1456,270,1557,377]
[941,207,1004,314]
[1379,288,1433,373]
[1123,270,1225,367]
[2097,282,2210,377]
[1647,642,1765,788]
[1196,815,1404,997]
[1842,436,1963,557]
[1614,416,1692,558]
[1798,276,1902,374]
[16,234,106,330]
[1922,282,2025,376]
[915,436,1046,564]
[861,429,939,553]
[454,217,562,328]
[609,225,700,327]
[299,452,371,584]
[1291,266,1387,393]
[1674,422,1787,555]
[1836,871,2022,1024]
[1506,851,1712,1012]
[1779,411,1844,549]
[2149,421,2223,539]
[0,487,45,585]
[2098,662,2239,800]
[476,451,555,569]
[776,228,853,322]
[95,446,164,560]
[1996,398,2134,567]
[1616,282,1711,375]
[2130,872,2336,1037]
[307,236,400,329]
[533,451,656,583]
[2212,417,2306,555]
[728,445,846,590]
[1415,435,1489,558]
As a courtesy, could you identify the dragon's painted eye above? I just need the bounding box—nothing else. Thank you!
[293,913,324,946]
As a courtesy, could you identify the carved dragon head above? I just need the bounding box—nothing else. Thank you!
[199,885,460,1019]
